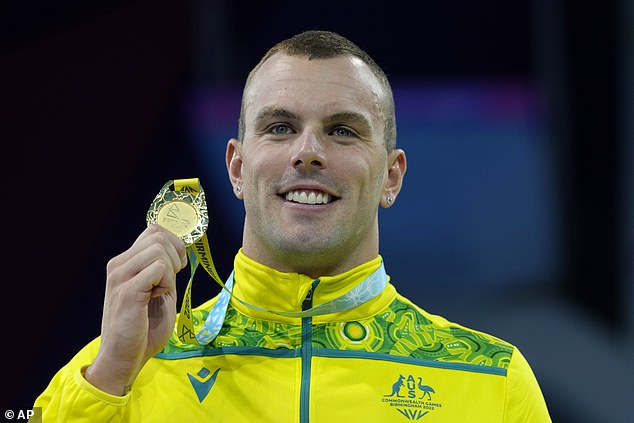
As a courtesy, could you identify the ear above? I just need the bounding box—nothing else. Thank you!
[380,148,407,208]
[226,138,244,199]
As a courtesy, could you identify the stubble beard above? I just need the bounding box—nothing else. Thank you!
[243,208,377,277]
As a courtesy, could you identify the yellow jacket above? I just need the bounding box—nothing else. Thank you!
[35,251,551,422]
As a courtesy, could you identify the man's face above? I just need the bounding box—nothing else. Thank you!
[227,53,404,276]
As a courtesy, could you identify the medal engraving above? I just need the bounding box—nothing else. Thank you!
[157,201,198,238]
[147,179,208,245]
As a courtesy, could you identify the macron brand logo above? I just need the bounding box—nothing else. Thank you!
[187,367,220,403]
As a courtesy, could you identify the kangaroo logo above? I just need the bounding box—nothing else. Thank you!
[381,373,441,420]
[384,374,406,397]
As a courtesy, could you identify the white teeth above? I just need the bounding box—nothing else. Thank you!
[285,190,332,205]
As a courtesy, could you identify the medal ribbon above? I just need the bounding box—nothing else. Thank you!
[165,178,388,345]
[171,179,226,345]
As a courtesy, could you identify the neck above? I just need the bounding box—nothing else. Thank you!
[240,244,379,279]
[241,226,380,278]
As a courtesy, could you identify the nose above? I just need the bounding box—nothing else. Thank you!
[290,129,327,170]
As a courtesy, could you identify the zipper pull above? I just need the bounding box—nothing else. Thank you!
[302,279,320,311]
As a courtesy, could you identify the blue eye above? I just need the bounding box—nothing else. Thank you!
[269,124,294,135]
[331,127,354,137]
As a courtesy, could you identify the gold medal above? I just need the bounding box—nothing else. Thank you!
[146,179,208,245]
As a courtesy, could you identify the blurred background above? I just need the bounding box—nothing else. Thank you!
[1,0,632,421]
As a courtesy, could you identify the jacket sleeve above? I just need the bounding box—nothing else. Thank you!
[503,347,552,423]
[34,338,131,423]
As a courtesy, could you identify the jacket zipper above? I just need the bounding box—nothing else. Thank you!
[300,279,320,423]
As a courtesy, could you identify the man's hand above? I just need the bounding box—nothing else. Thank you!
[85,225,187,395]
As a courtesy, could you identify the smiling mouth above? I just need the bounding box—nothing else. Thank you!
[283,190,337,205]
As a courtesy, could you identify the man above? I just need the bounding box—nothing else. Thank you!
[35,30,551,422]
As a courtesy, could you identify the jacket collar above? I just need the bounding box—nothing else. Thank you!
[230,249,395,323]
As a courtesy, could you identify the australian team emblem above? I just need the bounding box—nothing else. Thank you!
[381,374,442,420]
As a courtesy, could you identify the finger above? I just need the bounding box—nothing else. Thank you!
[127,259,177,303]
[145,225,188,267]
[143,230,184,276]
[107,247,176,293]
[119,229,186,277]
[115,226,186,269]
[126,243,179,283]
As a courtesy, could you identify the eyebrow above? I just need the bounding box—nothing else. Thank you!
[254,108,372,132]
[323,112,371,130]
[255,107,299,123]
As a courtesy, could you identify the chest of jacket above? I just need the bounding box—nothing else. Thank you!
[135,299,511,423]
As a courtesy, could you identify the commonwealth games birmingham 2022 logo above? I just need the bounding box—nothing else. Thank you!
[381,374,442,420]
